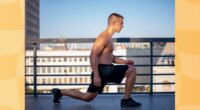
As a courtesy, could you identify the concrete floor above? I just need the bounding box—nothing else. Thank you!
[26,94,174,110]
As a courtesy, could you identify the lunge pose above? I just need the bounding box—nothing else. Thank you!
[52,13,141,107]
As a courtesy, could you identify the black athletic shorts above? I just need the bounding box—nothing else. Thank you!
[87,64,129,93]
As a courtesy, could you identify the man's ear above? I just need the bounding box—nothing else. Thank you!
[112,21,116,26]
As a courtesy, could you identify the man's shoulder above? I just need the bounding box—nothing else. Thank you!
[97,35,106,40]
[96,33,109,42]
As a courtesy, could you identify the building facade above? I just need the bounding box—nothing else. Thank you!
[25,43,175,93]
[25,0,40,49]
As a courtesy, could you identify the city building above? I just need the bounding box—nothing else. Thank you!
[25,42,175,93]
[153,42,175,92]
[25,0,40,49]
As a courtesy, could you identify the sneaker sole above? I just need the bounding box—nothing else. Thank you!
[121,104,141,107]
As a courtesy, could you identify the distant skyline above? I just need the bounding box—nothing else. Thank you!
[40,0,174,38]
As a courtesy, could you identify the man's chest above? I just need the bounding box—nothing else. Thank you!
[106,40,114,51]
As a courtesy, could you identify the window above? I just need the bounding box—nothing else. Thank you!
[84,57,87,62]
[37,67,40,73]
[30,79,33,84]
[64,57,67,62]
[80,67,83,73]
[53,58,56,62]
[42,78,46,84]
[172,60,174,65]
[47,67,51,73]
[25,78,29,84]
[79,57,82,62]
[47,78,51,83]
[74,58,77,62]
[37,58,40,62]
[58,58,62,62]
[42,58,46,62]
[84,67,87,72]
[167,60,170,65]
[64,68,67,73]
[37,78,40,83]
[58,68,62,73]
[88,77,91,82]
[80,77,83,83]
[84,77,88,82]
[143,44,149,48]
[47,58,51,62]
[42,67,46,73]
[25,67,28,74]
[74,78,78,83]
[75,67,78,73]
[53,68,56,73]
[69,78,72,83]
[64,78,67,83]
[53,78,57,84]
[69,67,72,73]
[58,78,62,84]
[69,58,72,62]
[30,67,33,74]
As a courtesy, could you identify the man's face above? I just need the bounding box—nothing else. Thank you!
[115,18,124,33]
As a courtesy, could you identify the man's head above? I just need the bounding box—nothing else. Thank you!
[108,13,124,33]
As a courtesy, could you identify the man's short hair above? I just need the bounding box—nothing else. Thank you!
[108,13,124,24]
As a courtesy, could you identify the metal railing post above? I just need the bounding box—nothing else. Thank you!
[33,43,37,97]
[24,38,175,95]
[150,42,153,95]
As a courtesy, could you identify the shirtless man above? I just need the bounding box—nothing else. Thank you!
[52,13,141,107]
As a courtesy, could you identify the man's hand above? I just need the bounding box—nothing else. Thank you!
[93,75,101,87]
[126,60,134,65]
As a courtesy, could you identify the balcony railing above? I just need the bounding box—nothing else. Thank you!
[25,37,175,97]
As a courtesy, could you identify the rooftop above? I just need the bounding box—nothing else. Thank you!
[26,94,174,110]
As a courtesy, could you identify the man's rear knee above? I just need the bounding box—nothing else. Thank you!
[83,93,97,102]
[84,97,95,102]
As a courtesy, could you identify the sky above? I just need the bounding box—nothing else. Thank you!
[40,0,174,38]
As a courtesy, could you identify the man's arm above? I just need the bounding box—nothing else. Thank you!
[90,36,107,87]
[113,55,134,65]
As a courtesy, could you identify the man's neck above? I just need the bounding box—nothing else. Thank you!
[106,27,115,38]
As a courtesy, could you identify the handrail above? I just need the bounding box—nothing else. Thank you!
[26,37,175,43]
[25,37,175,97]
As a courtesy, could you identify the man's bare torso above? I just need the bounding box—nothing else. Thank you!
[97,33,114,64]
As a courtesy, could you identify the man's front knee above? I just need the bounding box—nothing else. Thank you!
[127,65,136,74]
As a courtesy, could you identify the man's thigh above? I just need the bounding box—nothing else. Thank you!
[109,65,128,83]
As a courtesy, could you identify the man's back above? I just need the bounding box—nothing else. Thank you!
[91,31,114,64]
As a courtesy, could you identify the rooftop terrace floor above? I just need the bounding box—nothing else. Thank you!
[26,94,174,110]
